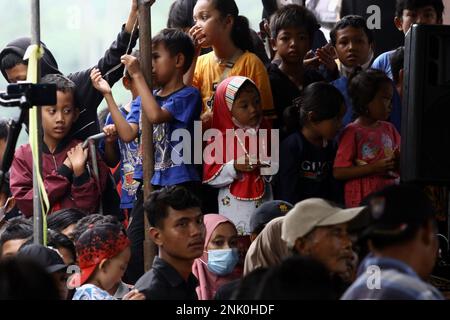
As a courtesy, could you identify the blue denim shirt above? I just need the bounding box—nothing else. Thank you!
[341,255,444,300]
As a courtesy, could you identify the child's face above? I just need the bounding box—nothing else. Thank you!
[193,0,230,48]
[272,27,311,64]
[100,246,131,292]
[41,91,78,145]
[366,82,393,121]
[152,207,205,261]
[231,85,262,128]
[334,27,372,68]
[152,42,179,87]
[311,103,346,140]
[395,6,440,34]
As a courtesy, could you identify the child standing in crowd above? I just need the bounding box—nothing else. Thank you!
[71,223,143,300]
[188,0,275,126]
[203,76,273,235]
[10,74,109,217]
[98,51,141,221]
[275,82,346,205]
[334,69,401,208]
[192,214,240,300]
[267,4,326,137]
[91,28,201,191]
[330,15,375,127]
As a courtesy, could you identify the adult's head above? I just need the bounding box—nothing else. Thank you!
[281,198,364,279]
[0,37,60,83]
[144,186,205,262]
[364,184,438,279]
[17,244,68,299]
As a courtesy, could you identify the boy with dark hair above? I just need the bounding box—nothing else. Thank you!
[134,186,205,300]
[10,74,109,218]
[342,184,444,300]
[330,15,376,127]
[267,4,327,136]
[0,0,142,140]
[372,0,444,79]
[0,218,32,258]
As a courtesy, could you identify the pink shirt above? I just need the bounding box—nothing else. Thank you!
[334,121,401,207]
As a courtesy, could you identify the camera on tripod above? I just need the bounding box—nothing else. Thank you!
[0,82,56,108]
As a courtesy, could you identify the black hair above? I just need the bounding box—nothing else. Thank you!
[143,186,201,228]
[167,0,198,29]
[0,52,27,72]
[395,0,444,20]
[208,0,255,52]
[254,256,336,300]
[0,257,60,300]
[152,28,195,74]
[97,107,111,132]
[47,230,76,262]
[297,82,345,127]
[22,230,77,263]
[330,15,374,47]
[269,4,319,42]
[0,119,9,141]
[235,79,260,101]
[71,214,120,242]
[40,74,76,95]
[390,46,405,85]
[0,218,33,249]
[348,69,392,117]
[47,208,85,234]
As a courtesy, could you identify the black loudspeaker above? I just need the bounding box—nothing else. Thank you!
[401,24,450,184]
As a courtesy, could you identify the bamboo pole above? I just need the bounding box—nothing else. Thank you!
[138,0,157,272]
[31,0,44,245]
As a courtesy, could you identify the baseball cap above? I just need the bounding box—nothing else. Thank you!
[17,244,67,273]
[73,223,130,286]
[363,184,435,239]
[249,200,293,234]
[281,198,365,248]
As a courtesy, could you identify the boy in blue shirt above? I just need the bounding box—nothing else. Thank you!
[91,28,201,190]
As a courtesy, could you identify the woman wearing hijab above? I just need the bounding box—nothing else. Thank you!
[192,214,241,300]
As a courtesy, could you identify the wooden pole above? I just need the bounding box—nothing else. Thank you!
[138,0,156,272]
[31,0,44,245]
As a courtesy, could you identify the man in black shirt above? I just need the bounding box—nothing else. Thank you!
[134,186,205,300]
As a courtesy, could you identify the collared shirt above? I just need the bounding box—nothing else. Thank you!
[134,256,199,300]
[341,255,444,300]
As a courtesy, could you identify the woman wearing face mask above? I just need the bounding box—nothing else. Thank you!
[192,214,241,300]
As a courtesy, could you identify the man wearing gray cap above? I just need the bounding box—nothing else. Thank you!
[281,198,365,285]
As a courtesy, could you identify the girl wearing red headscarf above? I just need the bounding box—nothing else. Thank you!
[203,76,273,235]
[192,214,241,300]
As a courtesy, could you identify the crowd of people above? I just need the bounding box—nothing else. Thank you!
[0,0,448,300]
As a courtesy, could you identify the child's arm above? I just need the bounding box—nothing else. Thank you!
[183,25,205,86]
[333,158,396,180]
[102,124,121,167]
[121,55,173,124]
[90,68,139,143]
